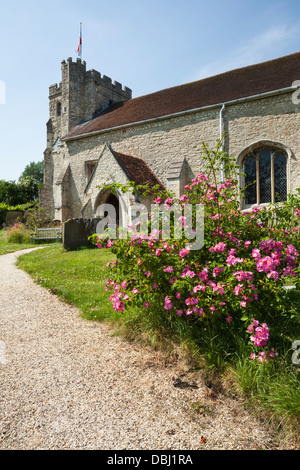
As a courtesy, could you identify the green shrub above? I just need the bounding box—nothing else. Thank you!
[5,222,31,244]
[0,202,8,227]
[24,206,52,230]
[0,202,32,228]
[90,139,300,436]
[93,140,300,364]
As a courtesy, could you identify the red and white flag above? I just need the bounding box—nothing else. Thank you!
[76,22,82,59]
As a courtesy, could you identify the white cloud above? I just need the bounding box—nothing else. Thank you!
[194,24,298,80]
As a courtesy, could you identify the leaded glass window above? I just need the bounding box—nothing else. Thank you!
[244,154,256,205]
[259,149,272,204]
[243,147,287,206]
[274,152,287,202]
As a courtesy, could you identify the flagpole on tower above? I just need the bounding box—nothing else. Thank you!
[76,22,82,60]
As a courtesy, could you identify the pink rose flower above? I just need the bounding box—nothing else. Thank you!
[163,266,174,273]
[213,242,227,253]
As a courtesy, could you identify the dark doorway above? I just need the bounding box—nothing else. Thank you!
[105,192,120,225]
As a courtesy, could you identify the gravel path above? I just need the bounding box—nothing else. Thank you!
[0,248,287,450]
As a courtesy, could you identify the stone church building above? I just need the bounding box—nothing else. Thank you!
[40,52,300,226]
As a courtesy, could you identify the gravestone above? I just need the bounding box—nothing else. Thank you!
[63,218,102,251]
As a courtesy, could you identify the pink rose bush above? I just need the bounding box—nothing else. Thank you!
[247,318,276,362]
[92,142,300,362]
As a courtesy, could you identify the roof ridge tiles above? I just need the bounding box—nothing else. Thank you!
[63,51,300,140]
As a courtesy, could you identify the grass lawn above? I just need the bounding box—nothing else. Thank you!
[0,230,33,255]
[17,244,116,322]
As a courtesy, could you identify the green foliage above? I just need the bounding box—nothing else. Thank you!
[18,176,39,203]
[229,356,300,434]
[19,160,44,185]
[0,202,27,227]
[99,180,174,202]
[0,180,20,206]
[5,222,31,244]
[0,160,44,207]
[94,140,299,347]
[0,177,39,206]
[0,230,32,254]
[93,138,300,394]
[91,139,300,436]
[0,202,9,226]
[258,189,300,243]
[24,206,52,230]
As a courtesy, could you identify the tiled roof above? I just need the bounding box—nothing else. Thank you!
[112,150,165,190]
[63,52,300,140]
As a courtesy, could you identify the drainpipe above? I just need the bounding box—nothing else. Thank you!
[220,103,225,182]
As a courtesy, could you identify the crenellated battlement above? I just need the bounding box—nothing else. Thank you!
[49,82,62,97]
[85,69,132,98]
[47,57,133,143]
[62,57,87,69]
[52,58,132,98]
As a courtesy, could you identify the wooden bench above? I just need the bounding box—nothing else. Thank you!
[30,227,62,244]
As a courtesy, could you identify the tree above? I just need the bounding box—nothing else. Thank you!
[0,160,43,206]
[0,180,20,206]
[18,176,39,203]
[19,161,44,185]
[0,177,39,206]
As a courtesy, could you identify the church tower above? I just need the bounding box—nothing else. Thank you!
[40,58,132,219]
[46,57,132,150]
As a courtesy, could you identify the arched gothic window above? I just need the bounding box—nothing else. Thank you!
[243,147,287,205]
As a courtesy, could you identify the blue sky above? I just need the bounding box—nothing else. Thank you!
[1,0,300,181]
